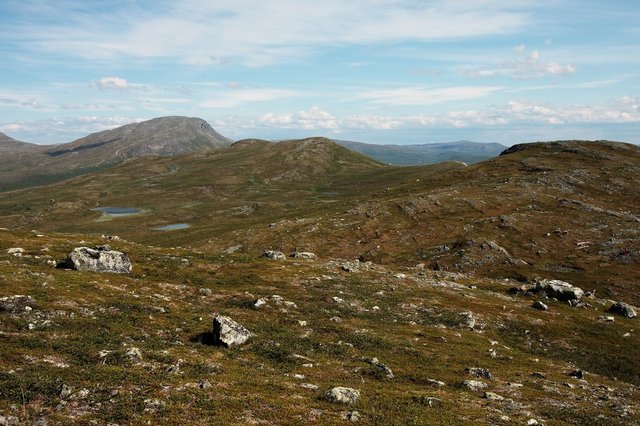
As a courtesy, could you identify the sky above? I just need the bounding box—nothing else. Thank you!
[0,0,639,146]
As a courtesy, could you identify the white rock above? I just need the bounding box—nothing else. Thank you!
[325,387,360,404]
[213,316,252,347]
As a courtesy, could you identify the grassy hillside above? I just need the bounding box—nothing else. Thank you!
[0,139,639,424]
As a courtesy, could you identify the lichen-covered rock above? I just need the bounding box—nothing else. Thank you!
[261,250,286,260]
[0,295,35,313]
[213,316,252,347]
[608,302,637,318]
[291,251,317,259]
[325,387,360,404]
[62,246,132,273]
[534,279,584,302]
[462,380,488,391]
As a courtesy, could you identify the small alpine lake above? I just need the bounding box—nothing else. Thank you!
[154,223,190,231]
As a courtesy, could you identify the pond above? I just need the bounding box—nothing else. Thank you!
[154,223,190,231]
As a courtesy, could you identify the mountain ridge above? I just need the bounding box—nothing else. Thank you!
[0,116,233,191]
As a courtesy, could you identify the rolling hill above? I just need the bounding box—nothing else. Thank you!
[0,138,639,424]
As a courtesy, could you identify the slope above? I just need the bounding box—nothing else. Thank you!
[0,116,233,192]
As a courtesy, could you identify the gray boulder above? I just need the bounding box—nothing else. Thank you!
[261,250,286,260]
[291,251,317,259]
[534,279,583,302]
[62,246,132,273]
[213,316,252,347]
[608,302,637,319]
[325,387,360,404]
[462,380,488,391]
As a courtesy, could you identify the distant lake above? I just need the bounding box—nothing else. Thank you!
[155,223,190,231]
[93,207,140,216]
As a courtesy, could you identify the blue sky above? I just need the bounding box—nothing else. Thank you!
[1,0,639,145]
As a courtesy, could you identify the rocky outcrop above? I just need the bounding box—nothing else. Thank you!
[534,279,584,302]
[213,316,252,347]
[325,387,360,404]
[608,302,637,318]
[61,246,132,273]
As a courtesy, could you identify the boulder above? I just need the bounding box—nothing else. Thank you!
[462,380,488,391]
[608,302,637,319]
[366,357,394,379]
[534,279,583,302]
[62,246,132,273]
[531,301,548,311]
[291,251,317,259]
[6,248,24,257]
[465,367,493,380]
[325,387,360,404]
[213,316,252,347]
[261,250,286,260]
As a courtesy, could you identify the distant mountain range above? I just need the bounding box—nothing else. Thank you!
[0,116,506,192]
[334,139,506,165]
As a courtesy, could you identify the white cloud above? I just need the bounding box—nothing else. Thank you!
[213,97,640,135]
[200,88,300,109]
[93,76,148,92]
[357,86,503,106]
[463,47,576,79]
[6,1,531,66]
[95,76,130,91]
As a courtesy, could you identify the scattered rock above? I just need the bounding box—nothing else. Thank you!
[325,387,360,404]
[569,369,585,379]
[59,384,73,399]
[254,298,267,308]
[344,411,361,422]
[199,380,212,389]
[531,372,546,379]
[61,246,132,273]
[426,379,446,387]
[213,316,252,347]
[465,367,493,380]
[291,251,317,259]
[341,262,359,272]
[462,380,488,391]
[0,416,19,426]
[365,357,394,379]
[199,288,213,296]
[461,311,477,329]
[261,250,286,260]
[598,316,615,322]
[608,302,637,318]
[483,392,504,401]
[534,279,583,302]
[6,248,24,257]
[0,295,35,313]
[531,301,548,311]
[411,396,442,407]
[300,383,319,390]
[125,347,142,360]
